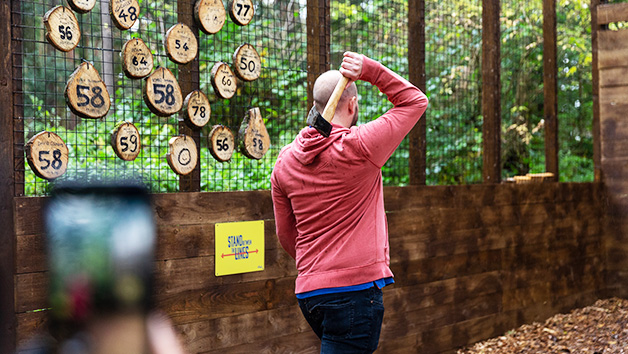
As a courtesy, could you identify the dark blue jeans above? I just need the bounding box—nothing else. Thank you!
[297,287,385,354]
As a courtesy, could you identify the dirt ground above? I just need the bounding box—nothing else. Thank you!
[457,298,628,354]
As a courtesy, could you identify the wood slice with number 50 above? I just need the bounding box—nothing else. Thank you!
[67,0,96,14]
[232,43,261,82]
[238,107,270,160]
[208,125,235,162]
[110,0,140,30]
[143,67,183,116]
[165,23,198,65]
[211,62,237,99]
[25,131,69,180]
[166,135,198,176]
[183,90,211,129]
[111,122,141,161]
[195,0,226,34]
[43,6,81,52]
[228,0,254,26]
[65,62,111,119]
[122,38,154,79]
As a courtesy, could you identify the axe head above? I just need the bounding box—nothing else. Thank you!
[306,105,332,137]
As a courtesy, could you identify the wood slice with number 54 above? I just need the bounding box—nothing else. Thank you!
[122,38,154,79]
[25,131,69,180]
[143,67,183,116]
[67,0,96,14]
[111,122,141,161]
[165,23,198,65]
[232,43,261,82]
[110,0,140,30]
[166,135,198,176]
[182,90,211,129]
[43,6,81,52]
[238,107,270,159]
[211,62,237,99]
[208,125,235,162]
[195,0,226,34]
[228,0,254,26]
[65,62,111,119]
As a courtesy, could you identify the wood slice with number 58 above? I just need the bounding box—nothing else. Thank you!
[182,90,211,129]
[65,62,111,119]
[208,125,235,162]
[143,67,183,116]
[25,131,69,180]
[211,62,237,99]
[110,0,140,30]
[111,122,141,161]
[122,38,154,79]
[194,0,226,34]
[165,23,198,65]
[43,6,81,52]
[228,0,254,26]
[232,43,261,82]
[166,135,198,176]
[67,0,96,14]
[238,107,270,160]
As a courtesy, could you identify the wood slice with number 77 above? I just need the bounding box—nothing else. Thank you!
[25,131,69,180]
[211,62,237,99]
[182,90,211,129]
[43,6,81,52]
[110,0,140,30]
[238,107,270,160]
[232,43,261,82]
[228,0,254,26]
[111,122,141,161]
[165,23,198,65]
[143,67,183,116]
[208,125,235,162]
[122,38,154,79]
[195,0,226,34]
[166,135,198,176]
[65,62,111,119]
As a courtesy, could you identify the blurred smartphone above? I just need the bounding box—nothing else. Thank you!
[44,182,156,353]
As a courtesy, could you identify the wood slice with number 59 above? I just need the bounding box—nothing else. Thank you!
[228,0,254,26]
[238,107,270,160]
[166,135,198,176]
[211,62,237,99]
[111,122,141,161]
[195,0,226,34]
[183,90,211,129]
[67,0,96,14]
[43,6,81,52]
[208,125,235,162]
[143,67,183,116]
[165,23,198,65]
[65,62,111,119]
[232,43,261,82]
[25,131,69,180]
[122,38,154,79]
[110,0,140,30]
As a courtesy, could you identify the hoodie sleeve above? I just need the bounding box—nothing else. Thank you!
[271,169,297,259]
[356,57,429,168]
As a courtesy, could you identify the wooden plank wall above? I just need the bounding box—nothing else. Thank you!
[13,183,605,353]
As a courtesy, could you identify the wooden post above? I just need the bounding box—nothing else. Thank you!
[306,0,330,111]
[591,0,602,182]
[544,0,559,180]
[482,0,501,183]
[408,0,427,185]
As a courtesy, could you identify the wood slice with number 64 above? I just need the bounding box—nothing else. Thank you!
[166,135,198,176]
[195,0,226,34]
[67,0,96,14]
[143,67,183,116]
[238,107,270,160]
[228,0,254,26]
[111,122,141,161]
[165,23,198,65]
[208,125,235,162]
[65,62,111,119]
[211,62,237,99]
[110,0,140,30]
[122,38,154,79]
[232,43,261,82]
[43,6,81,52]
[25,131,69,180]
[183,90,211,129]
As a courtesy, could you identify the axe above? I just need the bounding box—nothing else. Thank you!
[306,76,350,137]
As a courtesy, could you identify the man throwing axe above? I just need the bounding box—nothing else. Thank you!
[271,51,428,353]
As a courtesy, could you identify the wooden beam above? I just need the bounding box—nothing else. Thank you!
[482,0,501,183]
[597,2,628,26]
[306,0,330,111]
[408,0,427,185]
[544,0,559,180]
[591,0,603,182]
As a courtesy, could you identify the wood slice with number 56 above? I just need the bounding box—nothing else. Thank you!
[238,107,270,159]
[211,62,237,99]
[208,125,235,162]
[166,135,198,176]
[165,23,198,65]
[122,38,154,79]
[43,6,81,52]
[111,122,141,161]
[67,0,96,14]
[110,0,140,31]
[232,43,261,82]
[65,62,111,119]
[143,67,183,116]
[195,0,226,34]
[182,90,211,129]
[25,131,69,180]
[228,0,254,26]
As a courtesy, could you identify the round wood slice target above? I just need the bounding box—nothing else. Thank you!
[110,0,140,30]
[166,135,198,176]
[43,6,81,52]
[143,67,183,116]
[238,107,270,159]
[122,38,154,79]
[182,90,211,129]
[67,0,96,14]
[232,43,261,81]
[194,0,226,34]
[228,0,254,26]
[208,125,235,162]
[111,122,141,161]
[65,62,111,119]
[25,131,69,180]
[211,62,237,99]
[164,23,198,65]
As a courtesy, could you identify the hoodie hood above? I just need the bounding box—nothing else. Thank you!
[292,124,350,165]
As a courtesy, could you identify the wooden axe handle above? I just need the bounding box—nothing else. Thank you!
[321,76,350,122]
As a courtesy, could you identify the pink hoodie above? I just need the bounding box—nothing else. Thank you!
[271,57,428,294]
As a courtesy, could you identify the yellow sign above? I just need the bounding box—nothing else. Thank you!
[215,220,265,276]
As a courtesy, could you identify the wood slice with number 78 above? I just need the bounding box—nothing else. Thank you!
[122,38,154,79]
[143,67,183,116]
[182,90,211,129]
[211,62,237,99]
[166,135,198,176]
[65,62,111,119]
[25,131,69,180]
[43,6,81,52]
[232,43,261,82]
[195,0,226,34]
[238,107,270,160]
[111,122,141,161]
[67,0,96,14]
[165,23,198,65]
[208,125,235,162]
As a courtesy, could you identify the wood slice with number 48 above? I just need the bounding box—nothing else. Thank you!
[43,6,81,52]
[25,131,69,180]
[232,43,261,81]
[194,0,226,34]
[166,135,198,176]
[208,125,235,162]
[238,107,270,159]
[143,67,183,116]
[122,38,154,79]
[111,122,141,161]
[110,0,140,30]
[67,0,96,14]
[165,23,198,65]
[228,0,254,26]
[65,62,111,119]
[183,90,211,129]
[211,62,237,99]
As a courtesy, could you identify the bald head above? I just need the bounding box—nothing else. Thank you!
[313,70,358,114]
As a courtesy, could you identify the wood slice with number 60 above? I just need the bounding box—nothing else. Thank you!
[165,23,198,65]
[228,0,254,26]
[143,67,183,116]
[110,0,140,30]
[232,43,261,81]
[65,62,111,119]
[111,122,141,161]
[25,131,69,180]
[166,135,198,176]
[238,107,270,159]
[43,6,81,52]
[194,0,226,34]
[208,125,235,162]
[183,90,211,129]
[211,62,237,99]
[122,38,154,79]
[67,0,96,14]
